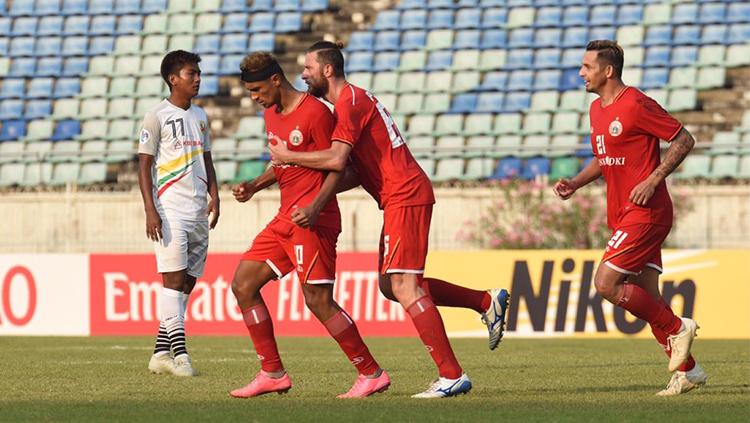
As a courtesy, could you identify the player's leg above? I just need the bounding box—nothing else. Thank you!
[598,224,698,371]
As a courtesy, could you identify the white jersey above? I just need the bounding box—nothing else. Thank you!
[138,99,212,221]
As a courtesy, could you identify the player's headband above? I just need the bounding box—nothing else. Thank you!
[240,62,283,83]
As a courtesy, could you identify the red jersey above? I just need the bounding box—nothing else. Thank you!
[331,83,435,209]
[264,93,340,231]
[589,87,682,229]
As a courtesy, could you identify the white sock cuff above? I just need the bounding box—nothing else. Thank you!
[160,288,182,321]
[163,288,183,298]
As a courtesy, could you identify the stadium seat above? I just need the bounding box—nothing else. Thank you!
[522,113,551,136]
[641,68,668,90]
[645,25,672,47]
[589,26,616,43]
[739,156,750,179]
[508,28,534,49]
[709,131,741,155]
[698,45,726,67]
[696,67,725,89]
[463,157,494,179]
[727,3,750,24]
[374,10,400,31]
[347,32,373,52]
[250,33,274,52]
[62,0,89,15]
[89,0,115,15]
[9,0,34,16]
[529,91,559,112]
[562,6,587,27]
[672,3,698,25]
[643,2,670,26]
[699,3,726,25]
[79,162,108,184]
[374,31,400,52]
[710,155,739,179]
[644,46,671,67]
[476,93,505,113]
[0,141,25,164]
[250,0,273,12]
[465,135,495,159]
[302,0,329,12]
[455,9,480,30]
[479,49,506,71]
[534,70,561,91]
[491,158,522,179]
[0,163,25,186]
[214,160,238,183]
[396,93,424,114]
[428,9,453,30]
[169,14,196,35]
[452,71,480,93]
[115,35,142,56]
[372,72,398,94]
[480,29,507,49]
[22,161,54,186]
[549,156,579,180]
[90,36,115,56]
[728,24,750,45]
[435,136,465,159]
[90,15,116,36]
[675,155,710,179]
[142,35,168,55]
[0,79,26,100]
[276,13,302,33]
[50,141,81,163]
[105,119,134,141]
[671,46,698,67]
[521,157,550,179]
[398,72,425,93]
[423,93,450,113]
[668,68,696,89]
[234,116,265,139]
[373,52,400,72]
[78,98,108,120]
[434,114,464,136]
[9,58,36,78]
[401,30,427,51]
[534,29,562,49]
[25,100,51,120]
[616,25,644,47]
[702,25,727,45]
[106,140,135,163]
[0,120,26,141]
[234,160,268,183]
[426,30,454,51]
[504,92,530,112]
[674,26,701,45]
[667,89,697,112]
[63,16,89,36]
[48,162,80,185]
[562,27,587,49]
[115,0,142,14]
[26,120,54,141]
[433,158,464,181]
[505,49,533,70]
[494,113,522,135]
[590,5,615,27]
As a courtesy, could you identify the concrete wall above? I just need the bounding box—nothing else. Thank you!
[1,184,748,253]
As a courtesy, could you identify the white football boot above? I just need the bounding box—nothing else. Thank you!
[412,373,472,398]
[480,288,510,350]
[172,354,197,377]
[667,317,699,372]
[148,353,174,375]
[656,363,708,396]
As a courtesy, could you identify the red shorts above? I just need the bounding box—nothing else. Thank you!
[379,204,433,275]
[242,217,339,284]
[601,222,671,275]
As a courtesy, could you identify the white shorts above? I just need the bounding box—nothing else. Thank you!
[153,218,209,277]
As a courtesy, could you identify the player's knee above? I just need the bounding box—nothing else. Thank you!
[388,275,419,302]
[231,276,259,301]
[302,287,335,315]
[594,278,617,301]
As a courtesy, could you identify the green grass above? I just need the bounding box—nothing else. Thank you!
[0,337,748,422]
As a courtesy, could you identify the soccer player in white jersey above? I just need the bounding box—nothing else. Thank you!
[138,50,220,377]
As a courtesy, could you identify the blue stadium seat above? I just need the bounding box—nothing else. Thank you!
[9,0,34,16]
[535,7,562,27]
[482,8,507,28]
[480,29,507,49]
[276,13,302,33]
[426,51,452,71]
[52,119,80,141]
[450,94,478,113]
[590,5,615,26]
[535,28,562,48]
[10,37,35,57]
[402,30,427,50]
[0,38,7,57]
[374,10,400,31]
[727,3,750,24]
[375,31,400,52]
[89,0,115,15]
[560,68,582,91]
[348,32,374,51]
[0,120,26,141]
[0,80,25,99]
[90,15,116,35]
[250,0,273,11]
[12,18,38,37]
[522,157,550,179]
[302,0,329,12]
[454,30,480,49]
[62,36,88,56]
[276,0,300,12]
[28,78,54,99]
[644,46,670,67]
[199,76,219,97]
[9,58,36,77]
[115,0,141,14]
[699,3,726,24]
[455,9,481,29]
[249,33,274,51]
[509,28,535,48]
[398,0,426,9]
[534,70,561,91]
[428,0,455,9]
[54,77,81,98]
[0,17,10,36]
[562,6,587,27]
[347,52,374,72]
[588,26,615,42]
[672,3,698,24]
[641,68,668,89]
[222,13,248,33]
[195,35,220,54]
[117,15,143,35]
[200,54,220,74]
[674,25,701,45]
[35,37,62,57]
[25,100,52,120]
[476,92,505,113]
[221,34,247,54]
[62,0,89,15]
[219,54,243,76]
[562,27,587,48]
[491,158,522,179]
[728,24,750,44]
[577,135,592,158]
[479,71,508,92]
[37,0,62,15]
[644,25,672,47]
[428,10,453,29]
[671,46,698,66]
[64,16,89,36]
[508,70,533,92]
[89,37,114,55]
[505,49,533,70]
[617,4,643,25]
[222,0,248,12]
[702,24,727,45]
[401,9,427,30]
[250,13,274,33]
[0,101,23,120]
[37,16,64,36]
[534,48,561,69]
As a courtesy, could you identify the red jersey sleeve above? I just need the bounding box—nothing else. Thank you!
[634,96,683,142]
[309,103,335,149]
[331,88,368,147]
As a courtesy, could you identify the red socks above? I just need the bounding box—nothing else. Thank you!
[650,299,696,372]
[241,304,283,373]
[420,277,492,313]
[406,296,463,379]
[323,310,380,376]
[616,284,683,335]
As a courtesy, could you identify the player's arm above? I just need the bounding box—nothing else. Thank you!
[630,127,695,206]
[553,157,601,200]
[203,151,220,229]
[270,139,352,172]
[232,165,276,203]
[137,112,162,241]
[292,170,342,229]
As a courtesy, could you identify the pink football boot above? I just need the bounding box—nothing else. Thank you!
[337,370,391,398]
[230,371,292,398]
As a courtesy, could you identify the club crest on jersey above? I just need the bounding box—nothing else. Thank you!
[609,119,623,137]
[140,129,150,144]
[199,121,206,133]
[289,128,304,146]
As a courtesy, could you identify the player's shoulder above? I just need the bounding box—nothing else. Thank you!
[144,99,169,121]
[190,103,208,120]
[304,94,334,116]
[630,87,666,112]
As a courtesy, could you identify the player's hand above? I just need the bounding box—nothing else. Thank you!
[207,198,220,229]
[629,178,657,206]
[232,181,255,203]
[291,205,320,229]
[553,178,577,200]
[145,208,162,242]
[268,136,290,165]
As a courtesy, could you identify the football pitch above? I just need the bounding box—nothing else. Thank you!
[1,337,748,422]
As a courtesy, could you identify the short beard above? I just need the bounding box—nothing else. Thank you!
[306,75,328,98]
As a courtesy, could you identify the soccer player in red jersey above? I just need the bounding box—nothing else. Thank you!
[228,52,389,399]
[269,41,510,398]
[554,40,706,396]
